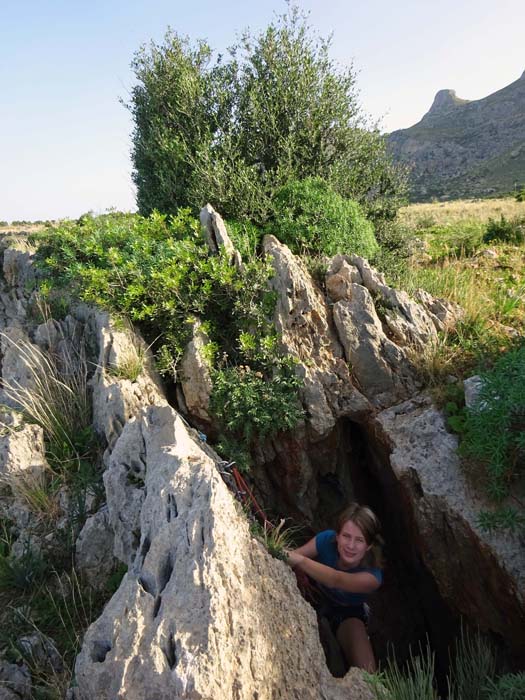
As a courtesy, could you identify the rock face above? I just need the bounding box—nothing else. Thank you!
[1,226,524,697]
[370,396,525,660]
[73,405,374,700]
[388,70,525,199]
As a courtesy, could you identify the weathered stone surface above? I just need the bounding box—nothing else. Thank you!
[333,284,417,406]
[179,322,213,423]
[373,395,525,657]
[200,204,241,269]
[0,415,48,482]
[0,236,36,328]
[0,658,31,700]
[263,236,370,439]
[463,375,483,408]
[74,404,374,700]
[75,508,117,590]
[326,256,362,302]
[0,328,39,408]
[349,256,441,346]
[90,312,166,451]
[17,633,63,673]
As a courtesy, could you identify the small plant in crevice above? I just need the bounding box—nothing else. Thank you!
[106,336,149,383]
[366,629,501,700]
[250,519,302,561]
[447,624,496,700]
[0,541,49,593]
[485,673,525,699]
[367,645,438,700]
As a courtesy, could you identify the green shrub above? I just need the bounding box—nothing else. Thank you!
[210,359,303,444]
[485,673,525,699]
[372,219,414,282]
[460,345,525,504]
[515,189,525,203]
[483,216,525,245]
[267,177,378,258]
[35,210,304,467]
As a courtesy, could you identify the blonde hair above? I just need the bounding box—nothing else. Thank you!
[336,503,384,568]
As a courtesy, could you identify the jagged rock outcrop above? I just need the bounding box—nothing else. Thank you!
[88,310,167,452]
[1,222,524,698]
[73,404,375,700]
[388,70,525,199]
[369,396,525,660]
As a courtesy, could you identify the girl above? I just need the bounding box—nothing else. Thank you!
[285,503,384,671]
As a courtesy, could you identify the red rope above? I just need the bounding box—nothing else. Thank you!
[231,466,271,528]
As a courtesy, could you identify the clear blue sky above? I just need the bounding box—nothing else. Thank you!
[1,0,523,221]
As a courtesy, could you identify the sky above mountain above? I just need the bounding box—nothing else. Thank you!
[2,0,523,221]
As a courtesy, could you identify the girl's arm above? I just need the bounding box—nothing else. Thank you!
[286,550,380,594]
[291,536,318,559]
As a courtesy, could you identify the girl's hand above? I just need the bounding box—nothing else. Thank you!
[285,550,304,568]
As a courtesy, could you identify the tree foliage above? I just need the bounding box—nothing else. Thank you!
[127,6,406,225]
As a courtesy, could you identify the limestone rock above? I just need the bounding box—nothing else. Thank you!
[200,204,242,269]
[333,284,418,406]
[179,322,213,423]
[263,235,370,440]
[74,405,374,700]
[90,312,166,451]
[349,256,441,345]
[17,633,63,673]
[463,375,483,408]
[0,328,39,408]
[0,659,31,700]
[0,238,35,328]
[75,508,117,590]
[0,416,48,482]
[373,395,525,657]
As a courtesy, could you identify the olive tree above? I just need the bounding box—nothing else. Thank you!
[127,6,406,224]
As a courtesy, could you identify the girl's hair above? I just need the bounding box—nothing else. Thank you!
[336,502,384,568]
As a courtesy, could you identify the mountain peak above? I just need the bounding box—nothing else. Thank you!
[425,89,469,117]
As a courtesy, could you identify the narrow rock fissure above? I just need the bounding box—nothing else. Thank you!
[256,417,464,688]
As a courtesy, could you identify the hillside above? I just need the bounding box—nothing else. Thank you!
[388,70,525,200]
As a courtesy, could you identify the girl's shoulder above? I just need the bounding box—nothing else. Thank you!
[315,530,338,564]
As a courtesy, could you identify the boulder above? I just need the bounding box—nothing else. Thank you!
[333,284,418,406]
[75,508,117,590]
[200,204,242,269]
[74,404,374,700]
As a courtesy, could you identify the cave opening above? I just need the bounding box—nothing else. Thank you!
[258,416,464,694]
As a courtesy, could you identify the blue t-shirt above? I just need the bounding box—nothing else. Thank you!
[314,529,382,607]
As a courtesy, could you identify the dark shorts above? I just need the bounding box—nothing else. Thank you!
[318,600,368,634]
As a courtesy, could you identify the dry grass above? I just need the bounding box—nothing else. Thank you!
[0,333,91,471]
[399,197,525,228]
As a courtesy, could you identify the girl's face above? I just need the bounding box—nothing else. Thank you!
[336,519,370,569]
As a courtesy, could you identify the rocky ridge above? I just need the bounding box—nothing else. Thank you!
[388,70,525,199]
[0,214,523,698]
